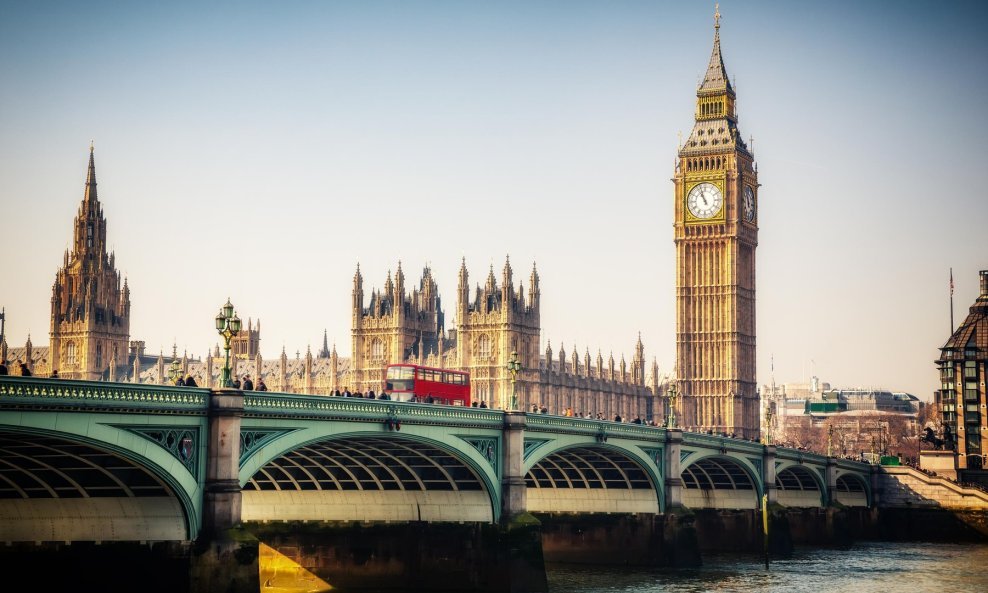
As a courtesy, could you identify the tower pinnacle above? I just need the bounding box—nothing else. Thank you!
[700,5,732,94]
[84,143,98,205]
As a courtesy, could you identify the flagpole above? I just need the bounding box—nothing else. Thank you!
[950,268,955,334]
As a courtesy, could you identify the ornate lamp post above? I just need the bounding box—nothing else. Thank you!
[167,357,183,385]
[666,382,679,429]
[506,350,522,411]
[214,298,241,388]
[764,403,774,445]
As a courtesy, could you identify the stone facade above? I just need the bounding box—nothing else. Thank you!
[350,257,664,420]
[47,146,131,380]
[673,9,759,438]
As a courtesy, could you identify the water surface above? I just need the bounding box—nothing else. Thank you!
[545,541,988,593]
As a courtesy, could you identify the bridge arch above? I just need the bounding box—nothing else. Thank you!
[523,439,663,514]
[681,454,761,509]
[0,425,199,542]
[835,472,870,507]
[240,428,500,523]
[775,464,825,507]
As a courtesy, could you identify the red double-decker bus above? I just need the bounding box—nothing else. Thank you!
[384,364,470,405]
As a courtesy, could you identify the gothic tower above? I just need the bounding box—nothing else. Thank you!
[673,8,759,439]
[456,257,540,409]
[351,262,443,393]
[49,145,131,380]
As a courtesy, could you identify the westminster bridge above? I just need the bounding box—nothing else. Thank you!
[0,375,875,540]
[5,375,983,592]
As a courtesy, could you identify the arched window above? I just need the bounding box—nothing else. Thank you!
[66,342,77,366]
[478,334,492,359]
[95,343,102,367]
[371,338,384,360]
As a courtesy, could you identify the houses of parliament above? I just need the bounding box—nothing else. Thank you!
[1,11,760,436]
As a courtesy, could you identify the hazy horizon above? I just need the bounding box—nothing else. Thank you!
[2,1,986,400]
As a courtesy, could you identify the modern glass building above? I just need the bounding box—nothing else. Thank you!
[936,270,988,482]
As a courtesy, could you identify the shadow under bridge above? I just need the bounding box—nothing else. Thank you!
[241,434,498,523]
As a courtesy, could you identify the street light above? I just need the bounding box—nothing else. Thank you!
[215,298,241,388]
[764,403,774,445]
[167,357,183,386]
[666,382,678,429]
[506,350,522,411]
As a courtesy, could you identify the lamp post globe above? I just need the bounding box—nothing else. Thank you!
[215,298,241,388]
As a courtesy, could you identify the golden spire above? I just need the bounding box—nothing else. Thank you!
[715,4,721,29]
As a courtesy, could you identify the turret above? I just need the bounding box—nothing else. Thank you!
[395,261,405,309]
[352,264,364,324]
[528,263,540,311]
[279,346,288,392]
[501,256,513,317]
[633,333,645,385]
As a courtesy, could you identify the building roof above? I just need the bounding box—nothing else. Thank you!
[940,270,988,360]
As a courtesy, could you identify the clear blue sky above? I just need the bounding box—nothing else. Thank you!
[1,1,986,400]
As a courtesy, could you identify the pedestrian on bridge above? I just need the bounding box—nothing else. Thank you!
[242,375,254,390]
[18,361,31,376]
[184,375,197,387]
[0,360,7,375]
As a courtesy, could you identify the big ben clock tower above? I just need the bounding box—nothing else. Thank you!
[673,7,759,439]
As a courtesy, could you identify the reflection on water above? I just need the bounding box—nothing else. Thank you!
[546,542,988,593]
[262,541,988,593]
[258,543,333,593]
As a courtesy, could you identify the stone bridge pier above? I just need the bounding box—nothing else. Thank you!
[189,389,259,593]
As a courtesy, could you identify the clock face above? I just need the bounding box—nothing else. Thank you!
[687,183,723,219]
[743,186,755,222]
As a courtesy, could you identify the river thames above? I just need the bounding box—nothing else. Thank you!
[261,540,988,593]
[543,541,988,593]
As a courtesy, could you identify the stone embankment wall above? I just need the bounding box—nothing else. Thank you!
[879,466,988,509]
[876,466,988,540]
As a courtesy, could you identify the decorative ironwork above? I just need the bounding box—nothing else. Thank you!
[642,447,664,475]
[748,456,763,475]
[523,438,550,460]
[240,429,297,465]
[384,404,401,431]
[460,436,498,469]
[243,392,503,428]
[0,376,208,413]
[126,426,200,474]
[525,414,662,441]
[681,450,695,464]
